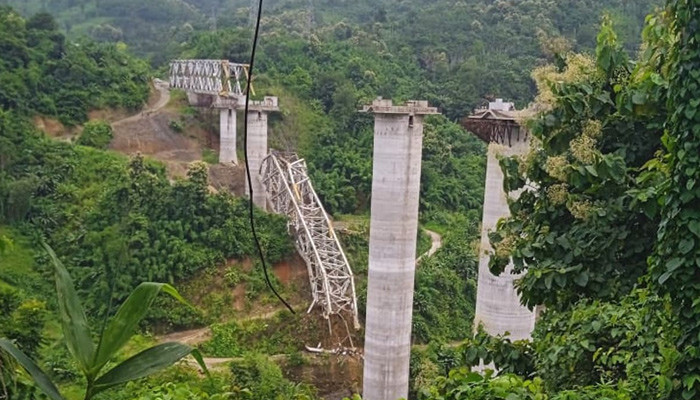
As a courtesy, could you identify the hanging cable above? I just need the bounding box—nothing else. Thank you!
[243,0,295,314]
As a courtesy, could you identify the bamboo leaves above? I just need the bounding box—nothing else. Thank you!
[91,344,206,395]
[91,282,189,377]
[42,242,95,375]
[0,338,65,400]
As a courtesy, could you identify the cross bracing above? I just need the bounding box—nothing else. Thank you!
[169,59,248,97]
[260,152,360,329]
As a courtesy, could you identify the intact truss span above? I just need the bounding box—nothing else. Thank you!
[260,152,360,329]
[169,59,249,98]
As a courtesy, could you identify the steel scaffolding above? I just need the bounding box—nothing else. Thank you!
[260,152,360,329]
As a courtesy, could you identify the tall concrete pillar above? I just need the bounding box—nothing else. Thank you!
[473,133,536,341]
[219,108,237,164]
[362,99,439,400]
[245,97,279,210]
[245,110,268,210]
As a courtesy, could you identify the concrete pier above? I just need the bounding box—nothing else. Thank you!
[245,97,279,210]
[473,131,536,341]
[219,108,238,164]
[362,99,439,400]
[246,110,268,209]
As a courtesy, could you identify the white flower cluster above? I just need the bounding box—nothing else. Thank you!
[532,54,597,110]
[547,183,570,206]
[545,156,570,182]
[567,199,595,221]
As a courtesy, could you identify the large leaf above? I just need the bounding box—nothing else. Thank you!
[0,338,65,400]
[91,283,189,376]
[91,342,198,394]
[43,242,95,374]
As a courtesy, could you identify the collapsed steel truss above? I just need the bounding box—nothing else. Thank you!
[169,59,248,97]
[260,152,360,329]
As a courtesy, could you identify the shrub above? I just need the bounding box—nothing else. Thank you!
[169,120,184,133]
[77,121,113,149]
[229,353,317,400]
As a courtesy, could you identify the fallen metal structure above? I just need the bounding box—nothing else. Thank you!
[260,152,360,329]
[169,59,249,98]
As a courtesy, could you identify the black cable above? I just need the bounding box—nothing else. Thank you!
[243,0,295,314]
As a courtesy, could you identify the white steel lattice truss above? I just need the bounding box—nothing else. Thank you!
[169,59,248,97]
[261,152,360,329]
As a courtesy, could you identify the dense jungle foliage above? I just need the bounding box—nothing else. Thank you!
[0,7,149,125]
[0,7,295,398]
[3,0,691,399]
[417,3,700,399]
[4,0,660,116]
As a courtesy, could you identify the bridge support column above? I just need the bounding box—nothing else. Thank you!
[245,110,269,210]
[362,99,439,400]
[219,108,238,164]
[474,134,536,341]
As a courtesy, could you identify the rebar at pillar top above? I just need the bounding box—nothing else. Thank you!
[360,98,440,115]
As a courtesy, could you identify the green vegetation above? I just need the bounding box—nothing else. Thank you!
[0,6,295,398]
[1,109,293,322]
[201,312,326,358]
[169,119,184,133]
[201,148,219,164]
[103,366,236,400]
[417,4,700,399]
[649,2,700,398]
[1,0,688,398]
[228,353,316,399]
[0,8,149,126]
[76,120,113,149]
[1,244,206,400]
[413,215,479,343]
[4,0,660,115]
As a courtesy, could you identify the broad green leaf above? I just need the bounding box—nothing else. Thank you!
[585,165,598,177]
[690,221,700,238]
[658,271,673,285]
[190,348,210,376]
[0,338,65,400]
[574,272,589,287]
[43,242,95,374]
[92,283,189,376]
[632,91,646,105]
[679,239,695,255]
[684,107,697,120]
[667,258,684,272]
[92,342,194,394]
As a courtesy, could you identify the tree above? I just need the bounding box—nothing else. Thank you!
[76,120,114,149]
[650,1,700,398]
[0,243,207,400]
[489,17,664,311]
[420,10,683,400]
[26,12,58,31]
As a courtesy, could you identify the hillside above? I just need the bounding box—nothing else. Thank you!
[5,0,661,116]
[1,1,689,400]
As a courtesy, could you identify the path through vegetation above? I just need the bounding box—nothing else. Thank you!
[163,228,444,370]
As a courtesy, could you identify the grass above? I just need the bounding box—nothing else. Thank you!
[0,227,42,293]
[200,311,328,358]
[333,213,369,224]
[417,227,433,258]
[202,148,219,164]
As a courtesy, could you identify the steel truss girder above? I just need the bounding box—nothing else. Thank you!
[169,59,248,97]
[260,152,360,329]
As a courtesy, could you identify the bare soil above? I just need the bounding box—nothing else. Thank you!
[33,116,79,140]
[110,112,202,178]
[208,163,246,196]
